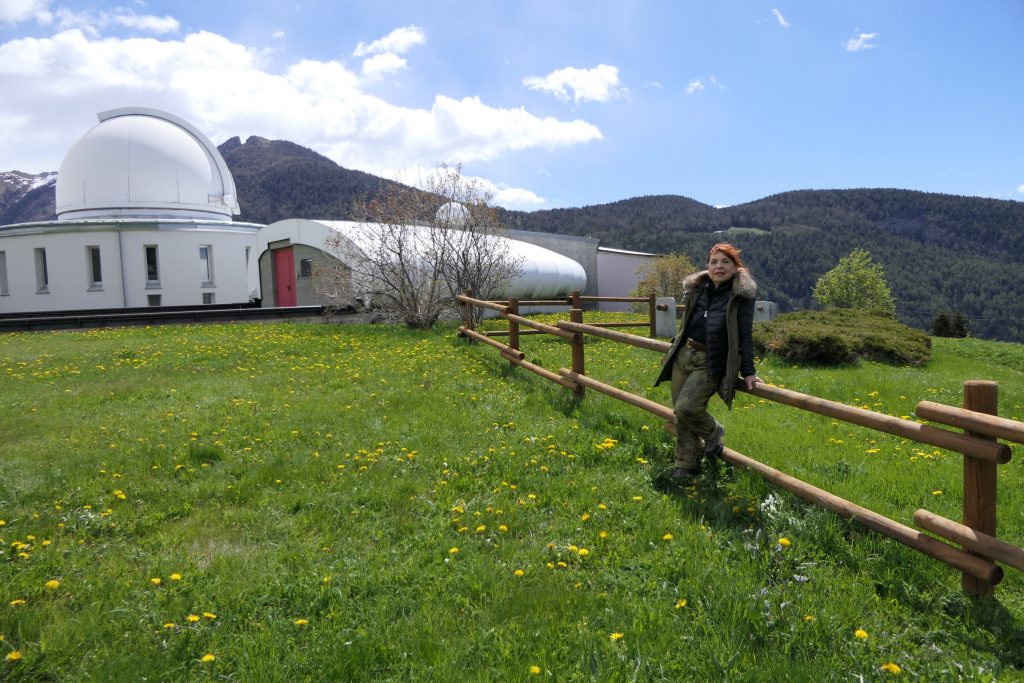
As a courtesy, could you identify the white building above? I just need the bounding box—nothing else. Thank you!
[0,108,261,313]
[258,219,587,308]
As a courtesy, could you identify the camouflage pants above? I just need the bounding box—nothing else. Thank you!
[670,346,720,469]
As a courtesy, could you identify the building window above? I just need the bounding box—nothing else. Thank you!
[147,294,161,307]
[300,258,313,278]
[35,248,49,293]
[199,245,214,286]
[145,245,160,286]
[202,292,215,305]
[0,251,8,296]
[87,245,103,290]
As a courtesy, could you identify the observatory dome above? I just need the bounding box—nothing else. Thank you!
[55,107,239,221]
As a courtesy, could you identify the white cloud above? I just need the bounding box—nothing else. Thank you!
[493,186,545,209]
[523,64,626,104]
[272,29,285,39]
[643,80,663,89]
[382,166,546,210]
[353,25,425,57]
[0,0,52,24]
[685,79,704,95]
[772,9,790,28]
[360,52,407,80]
[53,7,179,36]
[845,31,878,52]
[352,25,424,83]
[0,28,603,178]
[1017,184,1024,194]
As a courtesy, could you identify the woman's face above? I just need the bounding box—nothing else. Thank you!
[707,251,737,285]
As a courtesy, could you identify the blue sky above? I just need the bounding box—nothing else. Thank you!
[1,0,1022,210]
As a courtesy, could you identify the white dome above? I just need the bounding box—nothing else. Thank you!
[55,107,238,221]
[435,202,469,228]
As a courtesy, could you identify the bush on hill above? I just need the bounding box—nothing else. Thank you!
[754,309,931,366]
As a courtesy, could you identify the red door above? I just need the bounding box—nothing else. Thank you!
[274,247,297,306]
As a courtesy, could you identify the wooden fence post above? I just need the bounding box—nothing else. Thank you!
[462,288,474,338]
[962,380,999,598]
[570,308,585,398]
[571,291,582,315]
[507,297,520,365]
[648,293,656,337]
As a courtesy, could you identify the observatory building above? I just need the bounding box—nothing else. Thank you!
[0,108,261,313]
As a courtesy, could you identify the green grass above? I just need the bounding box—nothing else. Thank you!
[1,317,1022,681]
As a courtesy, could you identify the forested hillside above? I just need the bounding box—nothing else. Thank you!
[4,136,1023,340]
[503,190,1024,342]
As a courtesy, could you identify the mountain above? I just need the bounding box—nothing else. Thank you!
[0,170,57,225]
[503,189,1024,341]
[3,138,1023,340]
[218,136,410,224]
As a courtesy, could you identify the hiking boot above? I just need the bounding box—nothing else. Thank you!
[669,465,700,483]
[704,422,724,458]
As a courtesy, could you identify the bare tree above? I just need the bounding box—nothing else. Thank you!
[314,164,523,328]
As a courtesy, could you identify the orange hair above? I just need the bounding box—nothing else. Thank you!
[708,243,747,270]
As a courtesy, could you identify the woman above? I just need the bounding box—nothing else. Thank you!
[654,243,760,480]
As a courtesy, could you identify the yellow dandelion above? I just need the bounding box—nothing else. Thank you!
[675,599,687,609]
[9,599,25,607]
[599,530,609,539]
[610,632,624,641]
[5,651,22,662]
[475,525,487,533]
[170,573,182,581]
[449,546,459,555]
[855,629,869,640]
[578,548,590,557]
[186,614,200,623]
[200,653,215,663]
[514,569,525,577]
[778,537,791,547]
[663,533,674,541]
[163,623,175,629]
[294,618,309,626]
[881,662,902,674]
[580,513,590,522]
[529,664,541,674]
[150,577,162,586]
[632,496,643,501]
[804,614,815,622]
[45,580,60,590]
[498,524,508,533]
[202,612,216,620]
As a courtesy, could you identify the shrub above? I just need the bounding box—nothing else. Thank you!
[754,309,931,366]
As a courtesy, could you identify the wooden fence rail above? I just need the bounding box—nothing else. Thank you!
[456,293,1022,599]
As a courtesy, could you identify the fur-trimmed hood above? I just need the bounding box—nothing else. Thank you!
[682,268,757,299]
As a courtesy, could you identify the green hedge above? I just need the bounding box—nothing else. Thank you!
[754,309,932,366]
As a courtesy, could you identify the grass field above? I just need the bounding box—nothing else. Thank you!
[1,316,1022,681]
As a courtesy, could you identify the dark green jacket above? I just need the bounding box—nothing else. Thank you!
[655,268,757,408]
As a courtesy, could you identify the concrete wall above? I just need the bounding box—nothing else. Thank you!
[596,249,657,312]
[259,241,346,307]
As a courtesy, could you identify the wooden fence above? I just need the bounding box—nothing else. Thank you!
[456,293,1023,599]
